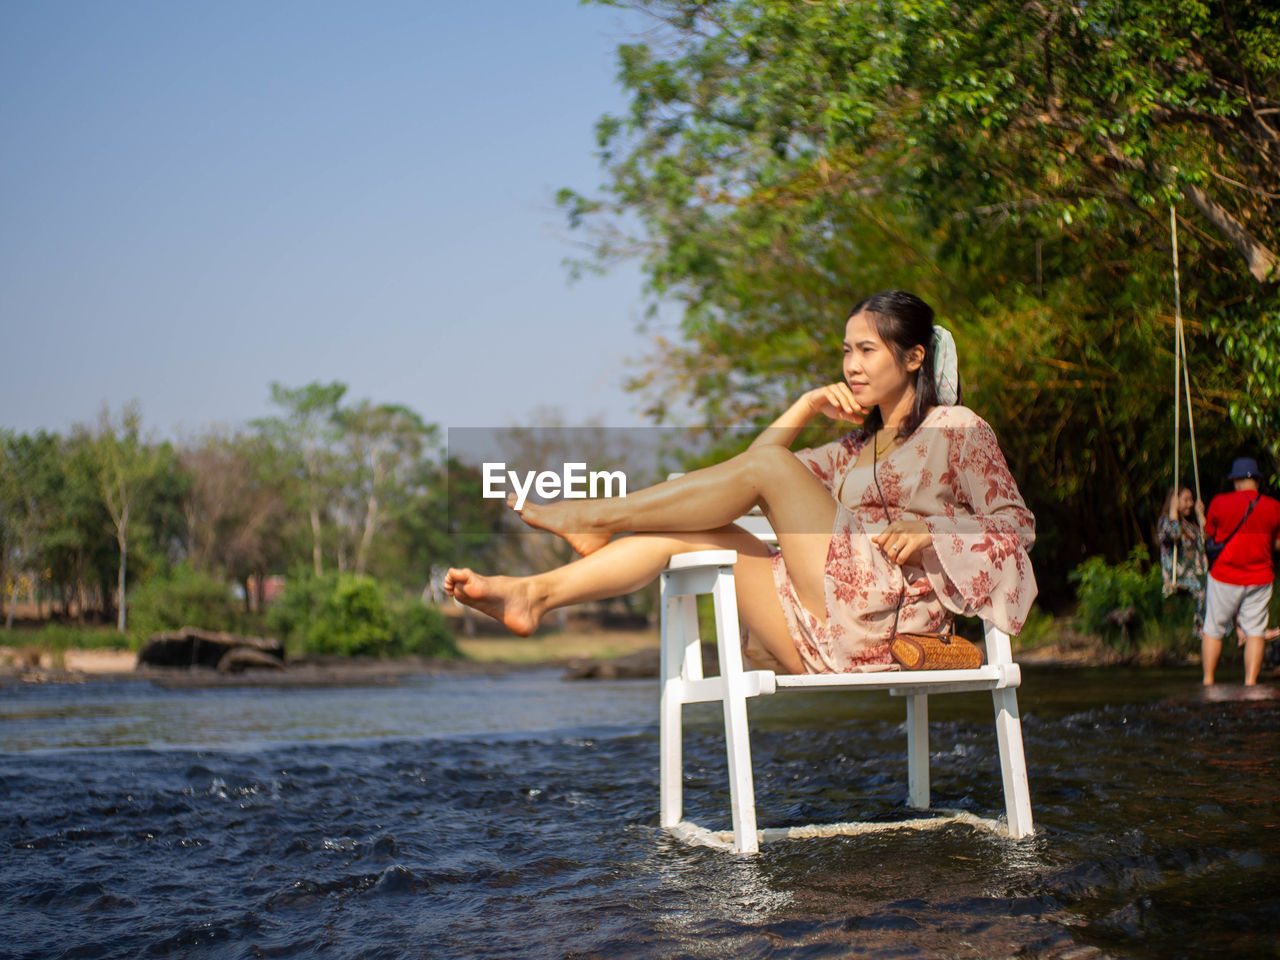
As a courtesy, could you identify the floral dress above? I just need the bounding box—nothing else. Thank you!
[768,404,1037,674]
[1157,515,1206,632]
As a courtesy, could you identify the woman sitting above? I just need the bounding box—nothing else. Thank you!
[1156,485,1207,635]
[445,291,1036,674]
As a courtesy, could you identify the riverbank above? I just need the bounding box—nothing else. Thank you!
[4,625,1275,686]
[0,629,663,686]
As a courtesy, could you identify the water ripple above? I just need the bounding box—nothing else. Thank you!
[0,667,1277,958]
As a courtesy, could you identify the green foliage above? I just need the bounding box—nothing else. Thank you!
[1135,590,1203,659]
[1069,547,1165,650]
[251,381,449,585]
[391,600,460,660]
[268,570,458,659]
[85,402,178,632]
[568,0,1280,604]
[1009,604,1059,652]
[28,623,131,651]
[310,575,394,657]
[128,563,245,644]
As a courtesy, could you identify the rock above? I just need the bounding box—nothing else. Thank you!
[564,648,654,679]
[217,647,286,673]
[564,645,705,680]
[138,628,284,670]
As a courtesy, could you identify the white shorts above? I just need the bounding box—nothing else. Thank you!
[1203,575,1273,641]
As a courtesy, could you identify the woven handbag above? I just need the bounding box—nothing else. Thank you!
[889,632,985,671]
[870,440,986,673]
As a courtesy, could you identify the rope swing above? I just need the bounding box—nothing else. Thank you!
[1170,204,1202,586]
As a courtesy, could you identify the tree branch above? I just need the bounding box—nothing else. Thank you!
[1182,180,1278,282]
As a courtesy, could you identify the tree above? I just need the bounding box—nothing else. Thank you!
[84,404,167,632]
[255,381,347,577]
[564,0,1278,601]
[0,431,15,626]
[333,401,438,577]
[179,430,291,606]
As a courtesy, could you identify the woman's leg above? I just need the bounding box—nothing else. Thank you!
[445,525,810,673]
[515,444,838,619]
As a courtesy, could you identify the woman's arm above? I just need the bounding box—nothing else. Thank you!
[748,383,864,450]
[920,414,1038,633]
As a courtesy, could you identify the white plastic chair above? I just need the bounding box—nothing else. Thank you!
[658,511,1033,854]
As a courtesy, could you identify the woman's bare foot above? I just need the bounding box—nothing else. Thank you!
[508,496,611,556]
[443,568,543,637]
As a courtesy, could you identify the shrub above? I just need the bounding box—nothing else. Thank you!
[311,575,393,656]
[129,563,244,644]
[269,570,459,658]
[389,600,459,658]
[1069,547,1165,651]
[264,568,332,652]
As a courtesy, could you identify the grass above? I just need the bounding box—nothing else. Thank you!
[4,623,133,651]
[456,628,658,664]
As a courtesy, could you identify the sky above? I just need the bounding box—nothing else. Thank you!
[0,0,669,439]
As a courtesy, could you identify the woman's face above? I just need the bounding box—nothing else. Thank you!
[1178,488,1194,516]
[842,311,922,410]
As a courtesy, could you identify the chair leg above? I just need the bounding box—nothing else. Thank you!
[722,691,758,853]
[992,687,1034,838]
[658,587,684,828]
[659,681,683,828]
[713,569,758,854]
[906,693,929,809]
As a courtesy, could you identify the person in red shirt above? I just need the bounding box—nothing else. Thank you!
[1202,457,1280,686]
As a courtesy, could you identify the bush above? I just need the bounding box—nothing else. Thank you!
[1069,547,1166,651]
[129,563,244,644]
[269,570,459,658]
[389,600,459,659]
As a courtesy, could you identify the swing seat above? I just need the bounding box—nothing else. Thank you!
[658,530,1034,854]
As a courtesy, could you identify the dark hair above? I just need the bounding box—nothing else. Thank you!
[848,290,945,440]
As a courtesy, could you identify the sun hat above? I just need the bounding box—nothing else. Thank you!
[1227,457,1262,480]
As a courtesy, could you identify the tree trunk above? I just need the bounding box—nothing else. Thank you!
[1182,181,1278,283]
[310,506,323,577]
[116,533,127,633]
[355,491,378,577]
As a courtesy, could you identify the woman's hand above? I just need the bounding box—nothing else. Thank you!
[873,519,931,566]
[805,383,866,425]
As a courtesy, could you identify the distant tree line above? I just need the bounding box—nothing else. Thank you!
[0,382,505,636]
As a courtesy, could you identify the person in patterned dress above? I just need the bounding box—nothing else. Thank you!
[445,291,1037,675]
[1156,485,1207,635]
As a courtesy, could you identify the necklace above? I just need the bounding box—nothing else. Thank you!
[874,429,898,457]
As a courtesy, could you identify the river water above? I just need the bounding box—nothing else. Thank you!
[1,665,1276,959]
